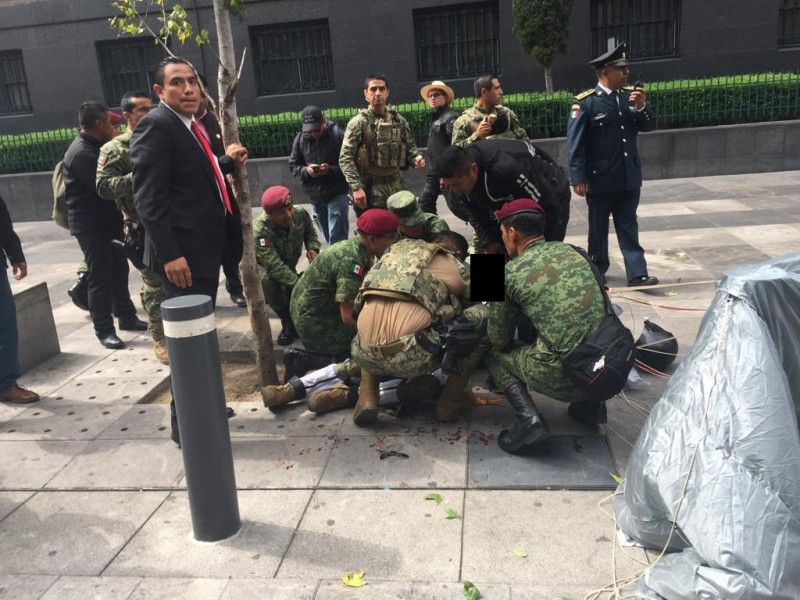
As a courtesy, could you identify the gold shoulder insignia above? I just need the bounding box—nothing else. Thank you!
[570,103,580,110]
[575,88,594,100]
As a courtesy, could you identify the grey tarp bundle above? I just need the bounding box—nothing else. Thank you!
[614,253,800,599]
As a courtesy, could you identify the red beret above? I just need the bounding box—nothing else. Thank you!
[494,198,545,221]
[356,209,399,236]
[261,186,293,212]
[106,111,123,126]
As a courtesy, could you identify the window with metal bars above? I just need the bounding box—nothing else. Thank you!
[0,50,32,115]
[591,0,681,61]
[96,37,167,107]
[780,0,800,47]
[414,1,501,81]
[250,20,335,95]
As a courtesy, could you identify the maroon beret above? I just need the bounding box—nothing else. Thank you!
[356,209,399,236]
[494,198,545,221]
[106,110,123,126]
[261,185,293,212]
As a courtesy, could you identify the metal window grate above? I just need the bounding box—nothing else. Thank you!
[591,0,681,61]
[780,0,800,47]
[414,1,501,81]
[0,50,32,115]
[96,37,167,107]
[250,20,335,96]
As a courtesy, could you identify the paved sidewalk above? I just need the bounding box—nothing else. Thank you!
[2,171,800,599]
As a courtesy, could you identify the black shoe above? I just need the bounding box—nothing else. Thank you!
[230,292,247,307]
[568,400,608,425]
[277,322,298,346]
[170,416,181,448]
[628,275,659,287]
[119,316,148,331]
[99,333,125,349]
[68,275,89,311]
[226,406,235,419]
[498,415,551,453]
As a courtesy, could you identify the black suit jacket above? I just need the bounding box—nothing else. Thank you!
[131,103,233,280]
[0,195,25,270]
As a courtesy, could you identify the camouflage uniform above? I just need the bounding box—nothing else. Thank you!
[339,107,422,211]
[451,104,529,148]
[290,237,369,355]
[351,239,489,379]
[96,130,165,343]
[485,240,607,400]
[397,213,450,243]
[253,207,321,318]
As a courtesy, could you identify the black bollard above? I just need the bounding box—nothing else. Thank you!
[161,294,241,541]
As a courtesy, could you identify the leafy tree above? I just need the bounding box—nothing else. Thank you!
[110,0,280,386]
[512,0,576,94]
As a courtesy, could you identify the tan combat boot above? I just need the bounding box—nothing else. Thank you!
[261,377,306,408]
[307,384,356,414]
[435,374,476,422]
[153,338,169,364]
[352,369,380,425]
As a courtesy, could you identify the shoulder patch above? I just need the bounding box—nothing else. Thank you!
[98,155,107,167]
[575,88,594,100]
[570,103,580,110]
[351,262,365,277]
[258,237,270,248]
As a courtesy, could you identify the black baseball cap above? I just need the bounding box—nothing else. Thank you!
[302,106,324,132]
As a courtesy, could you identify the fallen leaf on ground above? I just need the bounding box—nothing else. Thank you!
[675,251,688,261]
[512,548,529,558]
[610,472,624,484]
[664,291,679,297]
[425,492,443,505]
[463,580,481,599]
[341,570,367,587]
[446,508,462,520]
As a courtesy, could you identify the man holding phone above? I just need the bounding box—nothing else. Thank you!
[289,106,350,245]
[566,42,658,287]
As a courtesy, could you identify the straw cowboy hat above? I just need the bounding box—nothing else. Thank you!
[420,80,455,103]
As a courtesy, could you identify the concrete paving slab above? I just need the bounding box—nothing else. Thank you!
[231,436,332,489]
[318,434,467,489]
[17,352,102,397]
[39,576,141,600]
[278,489,463,581]
[313,580,413,599]
[0,404,27,427]
[0,492,33,522]
[0,575,57,599]
[45,439,184,490]
[228,403,346,438]
[0,404,129,441]
[0,491,168,576]
[462,491,646,588]
[49,376,165,406]
[74,350,169,380]
[411,582,512,599]
[97,405,172,440]
[127,577,228,600]
[0,441,89,489]
[511,584,608,599]
[468,436,616,489]
[220,578,317,600]
[106,490,312,578]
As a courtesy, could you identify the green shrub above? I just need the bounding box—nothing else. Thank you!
[1,72,798,175]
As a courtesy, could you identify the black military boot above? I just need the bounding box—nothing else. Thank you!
[169,401,180,448]
[68,272,89,311]
[277,319,298,347]
[498,383,550,454]
[567,400,608,425]
[283,348,340,383]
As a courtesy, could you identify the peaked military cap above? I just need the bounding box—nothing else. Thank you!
[589,42,629,69]
[387,190,424,226]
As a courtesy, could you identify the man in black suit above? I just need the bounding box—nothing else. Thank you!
[131,57,248,445]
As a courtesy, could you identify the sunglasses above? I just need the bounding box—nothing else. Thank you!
[427,91,444,99]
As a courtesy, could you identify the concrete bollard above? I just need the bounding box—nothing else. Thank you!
[161,294,241,542]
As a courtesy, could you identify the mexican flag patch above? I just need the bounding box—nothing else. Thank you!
[258,237,269,247]
[351,262,364,277]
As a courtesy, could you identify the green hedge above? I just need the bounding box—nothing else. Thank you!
[2,72,798,175]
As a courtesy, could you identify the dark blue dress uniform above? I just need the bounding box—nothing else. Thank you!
[566,44,657,284]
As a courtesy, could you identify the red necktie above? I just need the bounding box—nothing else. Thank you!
[191,120,233,214]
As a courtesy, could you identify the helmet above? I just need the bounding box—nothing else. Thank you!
[635,320,678,371]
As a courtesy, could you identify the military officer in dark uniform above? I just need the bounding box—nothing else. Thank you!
[566,42,658,287]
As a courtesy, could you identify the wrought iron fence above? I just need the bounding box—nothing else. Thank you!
[1,71,798,175]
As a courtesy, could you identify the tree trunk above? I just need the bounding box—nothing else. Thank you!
[212,0,279,386]
[544,65,553,95]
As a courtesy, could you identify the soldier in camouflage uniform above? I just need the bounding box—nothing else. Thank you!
[485,199,607,454]
[95,91,168,363]
[254,186,321,346]
[451,75,528,148]
[289,209,399,357]
[349,236,489,425]
[386,191,449,243]
[339,73,426,215]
